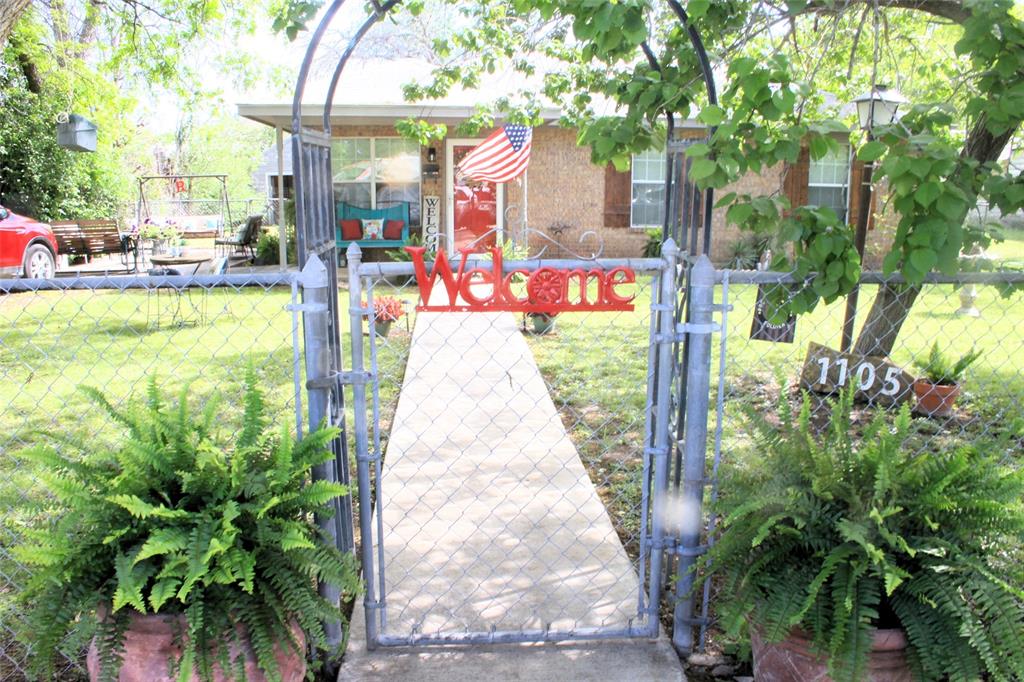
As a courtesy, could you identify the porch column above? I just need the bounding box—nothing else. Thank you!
[276,125,287,270]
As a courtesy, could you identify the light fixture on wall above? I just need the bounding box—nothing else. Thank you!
[423,146,440,177]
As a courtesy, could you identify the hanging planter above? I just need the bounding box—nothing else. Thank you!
[56,113,98,152]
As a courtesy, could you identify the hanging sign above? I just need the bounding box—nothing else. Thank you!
[749,284,797,343]
[422,195,440,255]
[405,246,636,314]
[799,342,914,407]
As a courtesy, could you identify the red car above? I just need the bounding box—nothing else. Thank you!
[0,206,58,279]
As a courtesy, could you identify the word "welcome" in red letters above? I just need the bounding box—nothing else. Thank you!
[405,246,636,313]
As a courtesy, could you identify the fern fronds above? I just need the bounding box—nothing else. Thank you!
[15,372,355,681]
[703,388,1024,681]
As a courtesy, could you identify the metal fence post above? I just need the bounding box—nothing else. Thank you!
[647,238,679,636]
[297,253,343,650]
[345,243,380,650]
[672,254,716,653]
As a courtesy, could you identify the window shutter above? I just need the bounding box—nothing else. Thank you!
[783,146,810,210]
[603,164,632,228]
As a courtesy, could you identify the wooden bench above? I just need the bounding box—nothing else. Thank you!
[51,219,139,272]
[50,221,88,257]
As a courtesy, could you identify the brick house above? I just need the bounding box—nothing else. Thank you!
[239,59,892,266]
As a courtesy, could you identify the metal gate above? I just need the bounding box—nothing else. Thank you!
[340,241,700,648]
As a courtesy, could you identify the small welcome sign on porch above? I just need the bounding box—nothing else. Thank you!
[404,246,637,314]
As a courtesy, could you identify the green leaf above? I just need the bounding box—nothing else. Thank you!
[935,193,965,221]
[727,202,754,225]
[687,0,710,19]
[697,105,726,126]
[916,181,942,207]
[909,248,937,274]
[134,528,190,564]
[149,578,180,612]
[689,158,717,181]
[857,141,887,162]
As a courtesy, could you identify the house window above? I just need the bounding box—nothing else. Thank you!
[631,148,666,228]
[331,137,421,224]
[807,145,850,222]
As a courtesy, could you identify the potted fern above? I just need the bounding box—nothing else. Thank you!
[705,387,1024,682]
[15,370,358,681]
[911,342,981,416]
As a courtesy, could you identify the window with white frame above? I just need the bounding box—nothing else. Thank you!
[807,145,850,222]
[331,137,422,224]
[631,148,666,228]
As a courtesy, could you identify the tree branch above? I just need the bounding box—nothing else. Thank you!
[806,0,970,24]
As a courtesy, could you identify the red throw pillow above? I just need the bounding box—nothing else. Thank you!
[339,219,362,241]
[383,219,404,241]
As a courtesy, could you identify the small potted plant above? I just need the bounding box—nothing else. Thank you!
[526,311,557,335]
[15,369,358,681]
[704,387,1024,681]
[911,342,981,416]
[371,296,405,337]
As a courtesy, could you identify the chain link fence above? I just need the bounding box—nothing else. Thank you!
[0,272,303,680]
[2,257,1021,674]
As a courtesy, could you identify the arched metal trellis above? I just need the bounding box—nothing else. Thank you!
[291,0,719,656]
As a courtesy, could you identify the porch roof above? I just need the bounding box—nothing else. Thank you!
[236,102,565,130]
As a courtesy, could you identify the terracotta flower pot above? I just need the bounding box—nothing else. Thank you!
[752,627,911,682]
[86,608,306,682]
[912,379,961,417]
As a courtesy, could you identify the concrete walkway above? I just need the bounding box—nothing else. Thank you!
[341,308,683,681]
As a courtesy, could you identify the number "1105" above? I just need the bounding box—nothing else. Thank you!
[816,356,903,397]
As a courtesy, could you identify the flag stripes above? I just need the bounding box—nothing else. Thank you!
[457,124,533,184]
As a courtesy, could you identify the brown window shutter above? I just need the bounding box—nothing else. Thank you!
[783,146,810,211]
[603,164,632,228]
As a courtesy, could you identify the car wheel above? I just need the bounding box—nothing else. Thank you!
[23,244,55,279]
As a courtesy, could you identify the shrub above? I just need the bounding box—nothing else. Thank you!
[705,387,1024,681]
[15,369,358,680]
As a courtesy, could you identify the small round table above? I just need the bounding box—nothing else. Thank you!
[149,255,211,276]
[147,255,213,327]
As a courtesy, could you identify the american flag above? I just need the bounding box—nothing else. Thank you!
[456,124,533,184]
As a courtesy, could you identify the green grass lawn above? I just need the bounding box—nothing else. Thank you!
[989,230,1024,263]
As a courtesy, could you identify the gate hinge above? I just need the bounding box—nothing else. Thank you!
[677,321,720,336]
[654,321,720,344]
[306,370,374,390]
[356,449,382,463]
[286,302,328,313]
[648,536,708,559]
[643,446,669,460]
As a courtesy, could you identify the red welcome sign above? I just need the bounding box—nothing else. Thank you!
[405,246,636,313]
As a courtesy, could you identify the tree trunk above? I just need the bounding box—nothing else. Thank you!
[0,0,31,48]
[852,284,921,357]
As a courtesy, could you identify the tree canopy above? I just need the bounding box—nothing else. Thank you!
[277,0,1022,351]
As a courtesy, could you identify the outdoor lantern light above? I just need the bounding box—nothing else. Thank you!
[427,147,437,162]
[854,85,907,130]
